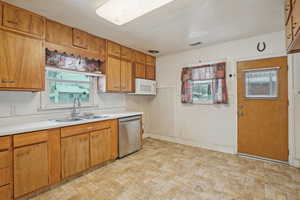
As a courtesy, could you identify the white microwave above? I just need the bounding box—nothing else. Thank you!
[134,78,157,95]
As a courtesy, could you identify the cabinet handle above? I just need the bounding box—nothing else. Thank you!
[7,20,18,25]
[1,80,15,84]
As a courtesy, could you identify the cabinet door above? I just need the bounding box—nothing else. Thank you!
[107,41,121,57]
[146,55,155,66]
[146,65,155,80]
[73,29,88,49]
[121,46,133,61]
[61,134,90,178]
[3,4,31,34]
[134,51,146,64]
[30,15,44,37]
[99,38,106,61]
[0,30,44,90]
[0,185,11,200]
[87,34,100,53]
[107,56,121,92]
[46,19,73,47]
[121,60,133,92]
[135,63,146,79]
[90,129,112,166]
[14,143,49,198]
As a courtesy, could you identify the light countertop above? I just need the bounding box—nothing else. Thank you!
[0,112,142,137]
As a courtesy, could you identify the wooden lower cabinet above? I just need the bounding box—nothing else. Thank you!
[14,143,49,198]
[61,133,90,178]
[4,119,120,199]
[0,185,11,200]
[90,128,112,166]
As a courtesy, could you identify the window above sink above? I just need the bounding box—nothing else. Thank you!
[41,67,98,109]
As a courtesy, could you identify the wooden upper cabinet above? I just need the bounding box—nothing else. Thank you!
[0,30,44,91]
[14,143,49,198]
[134,51,146,64]
[135,63,146,79]
[106,56,121,92]
[146,55,155,66]
[2,3,44,38]
[73,28,88,49]
[121,60,133,92]
[87,34,100,53]
[107,41,121,57]
[61,133,90,178]
[121,46,133,61]
[46,19,73,47]
[146,66,155,80]
[0,2,3,26]
[99,38,106,61]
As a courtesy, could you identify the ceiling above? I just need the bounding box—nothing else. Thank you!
[4,0,284,56]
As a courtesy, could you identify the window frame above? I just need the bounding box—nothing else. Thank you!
[40,67,98,109]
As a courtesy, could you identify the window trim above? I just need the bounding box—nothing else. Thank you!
[40,67,98,110]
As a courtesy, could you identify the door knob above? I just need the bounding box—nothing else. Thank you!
[238,111,244,117]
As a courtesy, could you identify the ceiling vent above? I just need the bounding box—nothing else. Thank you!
[148,50,160,54]
[189,42,202,47]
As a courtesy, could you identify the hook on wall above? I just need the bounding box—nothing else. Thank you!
[257,42,266,52]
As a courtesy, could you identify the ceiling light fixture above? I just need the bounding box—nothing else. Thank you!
[96,0,176,25]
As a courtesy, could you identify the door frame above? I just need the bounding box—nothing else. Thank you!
[233,53,295,165]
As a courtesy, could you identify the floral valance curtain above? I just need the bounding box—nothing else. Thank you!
[181,62,228,104]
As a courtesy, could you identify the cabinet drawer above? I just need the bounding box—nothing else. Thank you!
[0,184,11,200]
[13,131,48,148]
[61,121,112,138]
[0,168,10,187]
[0,137,11,151]
[0,151,10,169]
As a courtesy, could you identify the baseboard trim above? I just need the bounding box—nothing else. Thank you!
[144,133,235,154]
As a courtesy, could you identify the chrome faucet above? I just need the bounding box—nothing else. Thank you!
[71,97,81,119]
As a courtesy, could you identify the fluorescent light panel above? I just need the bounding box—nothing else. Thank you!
[96,0,175,25]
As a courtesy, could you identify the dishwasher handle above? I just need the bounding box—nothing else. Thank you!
[119,116,141,123]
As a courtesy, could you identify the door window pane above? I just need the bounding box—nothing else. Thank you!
[245,68,278,98]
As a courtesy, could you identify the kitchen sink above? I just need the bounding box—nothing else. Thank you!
[80,115,109,119]
[54,118,83,122]
[53,115,109,122]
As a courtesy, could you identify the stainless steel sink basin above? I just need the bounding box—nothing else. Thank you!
[54,118,83,122]
[80,115,109,119]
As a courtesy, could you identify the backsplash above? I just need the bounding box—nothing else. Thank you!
[0,91,127,126]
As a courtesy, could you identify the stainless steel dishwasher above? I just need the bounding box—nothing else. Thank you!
[118,115,142,158]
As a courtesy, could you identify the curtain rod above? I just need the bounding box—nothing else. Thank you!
[185,58,228,68]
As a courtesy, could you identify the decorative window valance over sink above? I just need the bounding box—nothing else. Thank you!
[181,62,228,104]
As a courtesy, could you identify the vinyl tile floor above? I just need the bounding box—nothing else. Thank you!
[31,138,300,200]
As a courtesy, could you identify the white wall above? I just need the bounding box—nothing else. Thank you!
[145,31,300,166]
